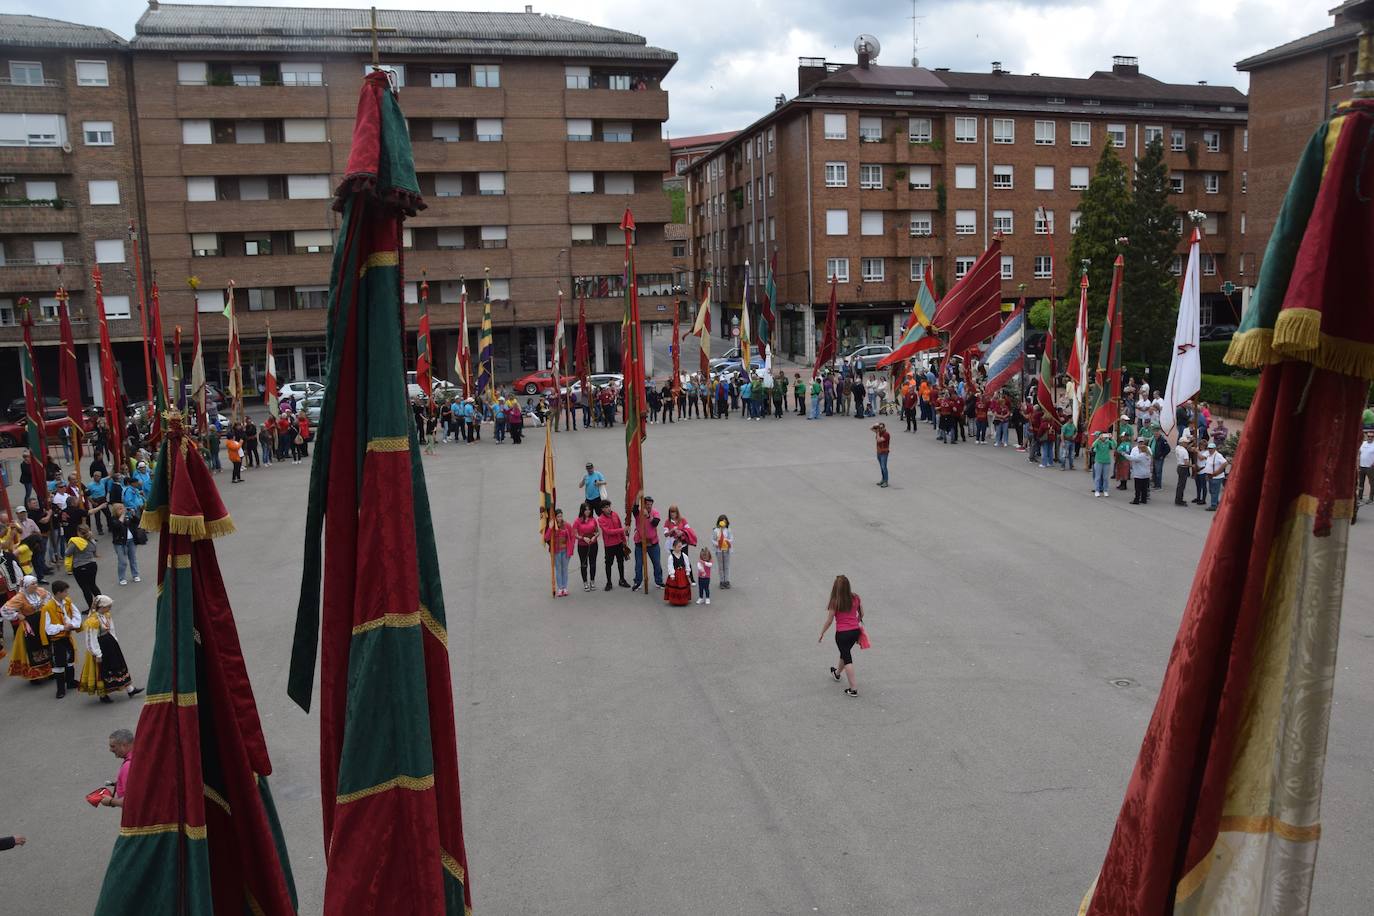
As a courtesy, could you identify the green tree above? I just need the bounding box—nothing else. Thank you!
[1028,298,1053,330]
[1065,143,1132,358]
[1124,137,1182,363]
[665,185,685,223]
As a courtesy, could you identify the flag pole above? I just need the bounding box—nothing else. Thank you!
[128,220,153,402]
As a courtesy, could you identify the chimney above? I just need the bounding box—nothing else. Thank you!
[524,4,533,11]
[858,48,871,69]
[1111,55,1139,77]
[797,57,829,95]
[147,0,159,8]
[774,93,786,109]
[991,60,1004,74]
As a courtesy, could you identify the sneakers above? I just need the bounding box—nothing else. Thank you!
[696,598,704,605]
[844,688,859,698]
[604,582,614,592]
[830,666,842,681]
[133,576,141,583]
[119,579,128,586]
[705,598,710,605]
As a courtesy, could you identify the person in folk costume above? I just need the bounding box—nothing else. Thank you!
[663,538,694,607]
[78,595,144,703]
[40,579,81,698]
[2,576,53,682]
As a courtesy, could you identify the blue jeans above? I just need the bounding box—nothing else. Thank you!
[1092,462,1110,492]
[1060,440,1075,470]
[975,419,988,441]
[810,397,820,419]
[495,419,507,441]
[877,452,889,484]
[1040,441,1054,467]
[1209,477,1225,508]
[994,421,1009,446]
[633,542,663,587]
[114,541,139,581]
[1152,456,1165,488]
[698,578,711,599]
[553,551,569,591]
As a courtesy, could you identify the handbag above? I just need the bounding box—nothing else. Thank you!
[858,626,872,650]
[132,517,148,545]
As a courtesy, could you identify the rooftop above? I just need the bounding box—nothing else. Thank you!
[131,2,677,63]
[0,13,128,50]
[1235,20,1361,70]
[669,131,739,150]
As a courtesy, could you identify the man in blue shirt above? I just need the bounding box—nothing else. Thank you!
[581,462,607,510]
[86,470,111,535]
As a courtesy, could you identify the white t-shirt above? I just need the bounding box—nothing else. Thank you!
[1360,440,1374,469]
[1174,443,1192,466]
[1201,451,1229,479]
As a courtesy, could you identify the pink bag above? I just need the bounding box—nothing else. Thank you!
[858,626,871,650]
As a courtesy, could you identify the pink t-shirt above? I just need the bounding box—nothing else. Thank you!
[115,752,133,799]
[834,596,862,632]
[696,559,712,579]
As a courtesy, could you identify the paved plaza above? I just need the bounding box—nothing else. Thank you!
[3,412,1372,915]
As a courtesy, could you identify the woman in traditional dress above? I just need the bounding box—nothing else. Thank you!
[1,576,52,682]
[662,540,694,607]
[78,595,144,704]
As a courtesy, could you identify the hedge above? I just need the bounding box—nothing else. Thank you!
[1199,373,1259,410]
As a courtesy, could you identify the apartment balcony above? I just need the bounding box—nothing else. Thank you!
[0,261,88,293]
[563,88,668,121]
[185,198,337,233]
[400,86,506,119]
[1,146,74,174]
[0,80,66,114]
[566,140,669,173]
[408,194,510,228]
[568,191,671,225]
[174,84,329,119]
[180,143,333,176]
[0,202,79,234]
[404,247,512,279]
[410,139,509,173]
[187,252,332,288]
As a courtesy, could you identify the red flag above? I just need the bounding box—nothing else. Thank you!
[670,300,681,396]
[575,293,590,401]
[1086,256,1125,441]
[416,276,433,398]
[1035,301,1057,418]
[936,240,1005,376]
[92,267,124,470]
[620,208,648,592]
[17,300,48,512]
[263,321,278,420]
[812,274,838,378]
[56,284,85,477]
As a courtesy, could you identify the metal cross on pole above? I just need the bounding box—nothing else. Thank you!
[352,6,397,68]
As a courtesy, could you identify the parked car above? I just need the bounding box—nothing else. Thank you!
[0,412,96,448]
[405,371,461,402]
[5,396,101,425]
[564,373,623,397]
[842,344,895,371]
[1200,324,1237,341]
[512,369,575,396]
[300,394,324,425]
[277,380,325,407]
[708,346,767,375]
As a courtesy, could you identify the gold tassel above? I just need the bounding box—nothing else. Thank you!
[1272,307,1322,355]
[166,513,207,538]
[200,515,236,540]
[1223,327,1279,369]
[139,507,166,531]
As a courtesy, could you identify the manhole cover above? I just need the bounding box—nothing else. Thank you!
[1109,677,1138,688]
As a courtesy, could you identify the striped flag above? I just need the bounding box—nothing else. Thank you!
[416,276,433,398]
[739,261,752,376]
[1086,256,1125,440]
[877,268,939,368]
[1160,228,1203,436]
[476,273,494,402]
[454,278,472,396]
[687,287,711,376]
[190,304,207,430]
[620,208,647,592]
[225,282,242,421]
[264,322,279,419]
[981,304,1025,393]
[91,267,125,470]
[1036,299,1057,417]
[1066,270,1091,425]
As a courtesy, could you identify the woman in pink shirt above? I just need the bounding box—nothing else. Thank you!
[817,575,864,697]
[542,509,575,597]
[572,503,601,593]
[597,504,631,590]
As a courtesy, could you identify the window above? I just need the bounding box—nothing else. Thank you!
[909,165,932,189]
[1174,214,1185,234]
[243,235,272,256]
[1242,129,1249,153]
[8,61,43,85]
[909,211,933,236]
[1070,121,1090,146]
[1034,256,1053,278]
[1034,120,1055,145]
[992,165,1013,189]
[992,118,1015,144]
[607,74,632,91]
[281,62,323,86]
[767,173,774,197]
[1069,211,1082,234]
[1204,173,1220,194]
[565,65,590,89]
[861,258,885,281]
[1170,129,1186,151]
[1035,209,1054,235]
[910,256,931,281]
[767,127,775,151]
[1241,170,1247,194]
[769,217,776,240]
[1171,255,1183,276]
[33,240,65,265]
[293,229,332,253]
[293,286,329,309]
[480,225,508,249]
[238,178,269,200]
[955,117,977,143]
[186,176,216,201]
[25,180,57,200]
[602,121,633,142]
[76,60,109,86]
[191,232,219,256]
[955,256,975,279]
[1202,215,1219,235]
[473,65,500,88]
[1000,255,1014,279]
[231,65,262,87]
[39,297,60,321]
[430,71,457,88]
[565,118,592,141]
[908,117,932,142]
[177,61,208,85]
[283,119,327,142]
[362,64,404,86]
[287,174,330,199]
[196,288,225,313]
[1170,173,1184,194]
[570,224,594,245]
[826,258,849,283]
[859,164,882,189]
[1203,130,1220,152]
[487,278,511,300]
[94,239,124,263]
[181,119,212,144]
[1034,166,1054,191]
[102,295,130,319]
[824,161,847,187]
[1240,213,1246,235]
[955,165,977,190]
[603,172,634,194]
[478,172,505,195]
[1107,124,1126,148]
[431,120,461,142]
[434,173,463,197]
[859,116,883,142]
[1201,253,1217,276]
[823,113,847,140]
[235,120,265,144]
[0,112,64,147]
[246,288,277,311]
[992,210,1013,234]
[88,180,119,205]
[569,172,594,194]
[825,209,848,235]
[1144,125,1164,146]
[82,121,114,146]
[860,210,883,236]
[475,118,503,141]
[1069,166,1090,190]
[955,210,976,235]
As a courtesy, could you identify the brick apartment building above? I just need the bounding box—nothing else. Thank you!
[0,16,145,409]
[128,2,676,392]
[688,50,1250,363]
[665,131,737,187]
[1238,1,1363,278]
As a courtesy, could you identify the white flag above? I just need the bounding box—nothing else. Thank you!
[1161,228,1202,436]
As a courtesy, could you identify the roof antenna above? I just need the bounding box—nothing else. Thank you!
[910,0,921,68]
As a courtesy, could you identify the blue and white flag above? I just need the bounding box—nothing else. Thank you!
[982,306,1025,393]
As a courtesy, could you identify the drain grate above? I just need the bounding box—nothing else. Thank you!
[1109,677,1138,688]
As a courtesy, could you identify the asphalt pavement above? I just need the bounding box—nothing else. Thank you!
[1,409,1371,915]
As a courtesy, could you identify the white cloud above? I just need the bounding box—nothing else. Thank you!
[18,0,1337,137]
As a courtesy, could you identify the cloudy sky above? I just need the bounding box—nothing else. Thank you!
[18,0,1337,137]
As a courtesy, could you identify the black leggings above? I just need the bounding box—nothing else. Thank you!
[578,543,599,583]
[72,563,100,608]
[836,628,861,666]
[603,544,626,583]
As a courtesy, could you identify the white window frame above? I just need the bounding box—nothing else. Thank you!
[94,239,125,263]
[992,118,1015,144]
[181,119,212,145]
[992,165,1013,189]
[955,257,975,279]
[823,113,847,140]
[1204,173,1220,194]
[1170,173,1185,194]
[88,180,119,205]
[602,121,633,143]
[955,164,977,190]
[992,210,1013,235]
[858,116,883,142]
[954,117,978,143]
[186,176,216,201]
[1203,130,1221,152]
[1034,210,1055,235]
[1034,166,1054,191]
[909,211,933,237]
[8,61,44,86]
[824,161,847,188]
[75,60,109,86]
[566,118,593,142]
[569,172,595,194]
[955,209,976,235]
[1070,121,1090,147]
[564,66,590,89]
[32,240,65,265]
[1107,124,1126,148]
[826,257,849,283]
[286,174,330,199]
[824,209,848,236]
[1144,125,1164,146]
[908,117,932,143]
[475,118,503,142]
[1201,254,1217,276]
[859,164,882,190]
[860,210,883,236]
[1034,120,1055,145]
[1069,211,1082,234]
[1170,129,1186,151]
[909,256,931,281]
[283,118,327,142]
[1069,166,1090,190]
[478,172,506,196]
[473,64,500,88]
[860,257,885,282]
[82,121,114,146]
[102,295,131,319]
[908,165,932,189]
[1034,256,1053,279]
[1000,255,1014,279]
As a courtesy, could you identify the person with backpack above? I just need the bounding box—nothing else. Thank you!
[818,574,865,698]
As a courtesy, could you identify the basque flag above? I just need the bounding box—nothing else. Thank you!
[981,305,1025,393]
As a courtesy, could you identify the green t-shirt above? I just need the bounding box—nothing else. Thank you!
[1091,438,1114,464]
[811,381,821,395]
[1363,407,1374,428]
[1061,421,1076,439]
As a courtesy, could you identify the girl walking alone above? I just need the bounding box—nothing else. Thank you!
[713,515,733,588]
[818,574,864,698]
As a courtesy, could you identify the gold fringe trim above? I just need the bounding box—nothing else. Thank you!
[440,848,466,883]
[119,822,207,840]
[144,690,198,706]
[1272,308,1321,355]
[201,515,235,539]
[420,603,448,648]
[1225,322,1374,379]
[203,785,231,815]
[1218,814,1321,842]
[167,513,205,538]
[139,507,167,532]
[1223,327,1278,369]
[366,436,409,453]
[335,772,434,806]
[351,611,421,636]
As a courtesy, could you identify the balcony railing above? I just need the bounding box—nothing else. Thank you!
[0,77,62,87]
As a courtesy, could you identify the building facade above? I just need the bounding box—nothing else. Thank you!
[688,52,1250,362]
[0,15,144,408]
[1237,1,1362,280]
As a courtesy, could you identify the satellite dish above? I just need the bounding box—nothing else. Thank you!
[854,34,881,61]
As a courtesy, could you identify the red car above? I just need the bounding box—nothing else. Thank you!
[512,369,575,396]
[0,413,94,448]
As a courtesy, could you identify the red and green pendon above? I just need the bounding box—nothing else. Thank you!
[1085,256,1124,441]
[94,416,297,916]
[289,69,472,915]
